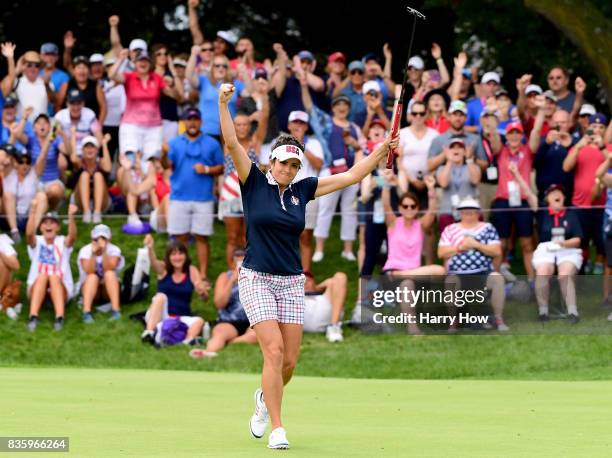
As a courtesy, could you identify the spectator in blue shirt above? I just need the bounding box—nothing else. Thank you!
[0,96,33,150]
[465,71,500,133]
[185,46,244,140]
[335,61,366,123]
[39,43,69,115]
[165,107,224,279]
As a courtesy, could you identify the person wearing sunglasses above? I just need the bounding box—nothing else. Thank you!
[331,60,366,124]
[39,42,69,115]
[360,80,390,135]
[186,46,244,141]
[14,50,53,122]
[152,44,183,142]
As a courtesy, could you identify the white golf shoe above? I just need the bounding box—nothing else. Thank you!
[249,388,269,439]
[268,427,290,449]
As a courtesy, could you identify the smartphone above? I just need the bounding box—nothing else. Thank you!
[553,125,561,132]
[50,122,58,140]
[586,128,594,136]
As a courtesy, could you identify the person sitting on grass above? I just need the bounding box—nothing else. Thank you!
[0,232,21,319]
[437,197,508,332]
[77,224,125,324]
[508,163,583,324]
[303,270,348,343]
[190,248,257,359]
[140,234,210,346]
[25,203,78,332]
[69,132,112,224]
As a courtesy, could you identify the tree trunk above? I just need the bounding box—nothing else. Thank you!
[525,0,612,111]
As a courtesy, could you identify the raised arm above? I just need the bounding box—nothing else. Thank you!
[447,52,467,101]
[252,79,270,148]
[270,43,289,98]
[528,96,546,152]
[431,43,450,86]
[108,49,128,84]
[186,45,201,89]
[298,71,313,114]
[65,204,78,248]
[108,15,122,55]
[0,42,16,97]
[381,169,397,227]
[219,83,252,183]
[315,134,397,198]
[188,0,204,45]
[62,31,75,75]
[143,234,166,276]
[569,77,585,129]
[420,175,438,230]
[99,133,113,173]
[96,83,107,125]
[516,74,531,124]
[34,131,51,177]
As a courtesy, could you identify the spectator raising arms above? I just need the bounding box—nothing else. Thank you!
[25,203,78,332]
[77,224,125,323]
[140,235,210,346]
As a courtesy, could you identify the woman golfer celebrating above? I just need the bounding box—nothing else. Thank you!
[219,83,398,449]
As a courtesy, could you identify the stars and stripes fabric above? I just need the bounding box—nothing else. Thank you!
[439,222,500,274]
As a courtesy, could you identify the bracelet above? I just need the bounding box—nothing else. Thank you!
[466,158,474,164]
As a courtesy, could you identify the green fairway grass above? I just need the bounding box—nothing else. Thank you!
[2,367,611,457]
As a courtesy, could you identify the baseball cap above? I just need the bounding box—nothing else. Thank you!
[67,89,85,103]
[543,90,557,102]
[481,71,500,84]
[34,113,50,123]
[362,80,381,95]
[298,50,314,62]
[449,100,468,115]
[72,55,89,66]
[23,51,41,64]
[331,95,351,107]
[254,68,268,80]
[172,58,188,67]
[457,197,481,210]
[370,119,386,130]
[407,56,424,70]
[216,30,238,46]
[495,88,509,98]
[40,212,60,225]
[362,53,380,64]
[579,104,596,117]
[544,184,565,196]
[40,42,59,55]
[89,53,104,64]
[270,143,303,164]
[328,52,346,64]
[461,68,472,78]
[505,121,524,134]
[525,84,543,96]
[0,144,18,157]
[3,96,17,107]
[91,224,112,240]
[447,137,466,148]
[135,51,151,61]
[480,109,498,119]
[104,56,116,67]
[589,113,608,126]
[348,60,365,72]
[182,107,202,120]
[82,135,99,148]
[288,111,309,124]
[129,39,148,52]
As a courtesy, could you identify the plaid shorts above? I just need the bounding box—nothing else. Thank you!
[238,267,306,326]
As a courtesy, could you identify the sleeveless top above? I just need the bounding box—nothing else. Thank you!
[155,172,170,202]
[218,271,249,322]
[68,78,99,116]
[157,271,194,316]
[382,218,424,271]
[159,70,179,122]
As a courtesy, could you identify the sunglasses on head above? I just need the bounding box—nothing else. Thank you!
[411,111,425,117]
[401,203,417,210]
[201,47,213,52]
[155,50,167,56]
[214,63,228,69]
[16,157,31,165]
[350,69,364,75]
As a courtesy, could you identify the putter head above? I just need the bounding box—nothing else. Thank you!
[406,6,426,19]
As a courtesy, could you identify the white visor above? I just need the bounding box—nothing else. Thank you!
[270,144,303,164]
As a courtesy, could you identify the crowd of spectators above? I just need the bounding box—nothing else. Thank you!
[1,1,612,344]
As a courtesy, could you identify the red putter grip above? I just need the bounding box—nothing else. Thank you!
[386,102,403,169]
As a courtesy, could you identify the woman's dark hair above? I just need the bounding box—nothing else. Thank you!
[151,43,168,68]
[271,134,305,154]
[398,192,420,210]
[164,241,191,274]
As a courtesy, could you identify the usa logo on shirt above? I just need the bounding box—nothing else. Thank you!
[291,196,300,206]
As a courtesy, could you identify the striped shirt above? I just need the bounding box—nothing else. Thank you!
[439,222,500,274]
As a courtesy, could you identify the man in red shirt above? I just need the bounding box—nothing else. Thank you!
[562,113,610,273]
[490,121,541,280]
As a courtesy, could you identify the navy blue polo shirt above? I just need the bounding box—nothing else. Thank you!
[537,208,583,243]
[240,162,318,275]
[534,138,576,201]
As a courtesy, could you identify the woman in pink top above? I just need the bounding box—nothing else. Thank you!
[381,172,445,334]
[109,48,179,159]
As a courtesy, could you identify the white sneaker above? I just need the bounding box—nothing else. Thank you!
[326,323,344,342]
[249,388,269,439]
[312,251,324,262]
[608,312,612,321]
[268,427,290,450]
[92,212,102,224]
[499,263,517,283]
[127,213,142,226]
[341,251,356,262]
[83,211,92,224]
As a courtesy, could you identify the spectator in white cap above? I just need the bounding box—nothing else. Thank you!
[286,110,324,272]
[516,74,547,137]
[362,49,394,103]
[53,88,103,156]
[89,53,105,81]
[39,42,69,114]
[56,52,107,123]
[359,80,390,134]
[465,71,500,132]
[215,31,238,57]
[100,56,126,160]
[78,224,125,324]
[69,133,112,224]
[333,60,366,124]
[575,103,596,137]
[438,196,508,332]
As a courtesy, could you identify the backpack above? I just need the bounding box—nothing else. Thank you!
[120,265,150,304]
[160,317,188,346]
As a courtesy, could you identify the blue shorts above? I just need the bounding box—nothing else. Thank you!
[491,199,534,239]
